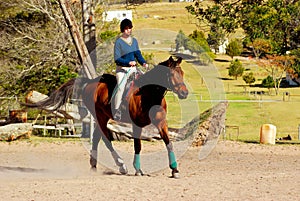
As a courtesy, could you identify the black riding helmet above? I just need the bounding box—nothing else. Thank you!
[120,18,133,32]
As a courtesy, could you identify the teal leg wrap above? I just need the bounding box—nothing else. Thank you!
[168,151,177,169]
[133,154,141,170]
[167,143,177,169]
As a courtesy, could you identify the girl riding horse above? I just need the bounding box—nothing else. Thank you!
[23,56,188,178]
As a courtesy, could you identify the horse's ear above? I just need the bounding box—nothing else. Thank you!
[177,57,182,64]
[169,56,174,62]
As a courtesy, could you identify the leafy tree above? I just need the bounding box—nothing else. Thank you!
[186,1,236,52]
[186,39,202,55]
[175,30,215,63]
[0,0,80,97]
[250,38,272,59]
[187,30,215,63]
[207,24,226,53]
[186,0,300,55]
[175,30,188,52]
[257,55,295,95]
[226,39,243,59]
[228,59,244,80]
[0,0,119,98]
[243,72,256,86]
[290,48,300,80]
[262,75,275,94]
[188,30,211,53]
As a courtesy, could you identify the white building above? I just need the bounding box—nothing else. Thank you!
[218,38,229,54]
[103,10,132,22]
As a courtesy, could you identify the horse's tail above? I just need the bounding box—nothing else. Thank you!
[22,77,89,111]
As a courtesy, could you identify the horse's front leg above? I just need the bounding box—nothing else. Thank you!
[157,121,179,179]
[133,125,144,176]
[150,105,179,178]
[166,141,179,179]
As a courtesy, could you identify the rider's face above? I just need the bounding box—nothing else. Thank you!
[123,27,132,36]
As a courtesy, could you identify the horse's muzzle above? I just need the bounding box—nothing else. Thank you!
[177,89,189,99]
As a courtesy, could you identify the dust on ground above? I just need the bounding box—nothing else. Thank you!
[0,140,299,201]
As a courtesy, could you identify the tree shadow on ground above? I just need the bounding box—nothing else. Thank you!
[218,77,234,81]
[214,58,231,62]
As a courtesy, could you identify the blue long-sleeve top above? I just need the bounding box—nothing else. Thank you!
[114,37,146,67]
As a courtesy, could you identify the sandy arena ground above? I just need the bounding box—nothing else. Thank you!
[0,139,299,201]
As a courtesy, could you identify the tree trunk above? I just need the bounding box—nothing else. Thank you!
[81,0,96,139]
[82,0,96,67]
[58,0,97,79]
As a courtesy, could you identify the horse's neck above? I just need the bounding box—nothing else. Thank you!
[136,69,167,102]
[136,66,168,88]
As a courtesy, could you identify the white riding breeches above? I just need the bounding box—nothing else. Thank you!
[114,66,137,110]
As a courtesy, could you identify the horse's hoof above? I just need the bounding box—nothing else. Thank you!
[172,172,180,179]
[135,169,144,176]
[90,158,97,168]
[119,164,128,175]
[172,169,180,179]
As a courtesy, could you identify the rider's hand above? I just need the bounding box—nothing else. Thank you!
[143,63,149,71]
[129,61,136,66]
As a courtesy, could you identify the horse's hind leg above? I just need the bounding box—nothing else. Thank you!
[92,116,128,174]
[133,125,143,176]
[90,125,101,169]
[102,133,128,174]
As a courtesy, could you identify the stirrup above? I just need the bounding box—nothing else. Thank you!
[113,109,121,121]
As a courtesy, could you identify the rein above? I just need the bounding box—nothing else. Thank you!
[134,63,185,98]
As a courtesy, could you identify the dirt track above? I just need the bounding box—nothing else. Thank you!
[0,140,299,201]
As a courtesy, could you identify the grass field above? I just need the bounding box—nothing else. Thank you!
[107,2,300,142]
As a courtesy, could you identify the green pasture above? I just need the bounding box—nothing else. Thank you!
[115,2,300,142]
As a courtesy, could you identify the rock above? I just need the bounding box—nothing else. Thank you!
[0,123,33,141]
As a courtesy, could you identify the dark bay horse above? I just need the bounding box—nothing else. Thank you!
[24,56,188,178]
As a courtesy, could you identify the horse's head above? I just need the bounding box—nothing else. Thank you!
[160,56,189,99]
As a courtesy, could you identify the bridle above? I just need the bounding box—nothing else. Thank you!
[165,65,185,94]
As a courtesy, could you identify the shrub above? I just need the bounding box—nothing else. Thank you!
[261,75,275,88]
[228,59,244,80]
[243,72,256,86]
